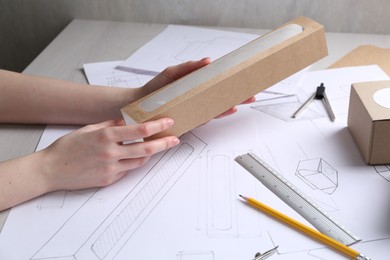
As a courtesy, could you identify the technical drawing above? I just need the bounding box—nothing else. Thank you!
[5,30,390,260]
[31,133,206,260]
[373,165,390,182]
[196,150,262,238]
[177,251,214,260]
[105,72,153,88]
[295,158,338,195]
[259,144,340,212]
[37,188,99,210]
[37,191,67,210]
[116,24,259,76]
[207,152,235,236]
[91,143,195,259]
[106,75,139,87]
[251,94,324,122]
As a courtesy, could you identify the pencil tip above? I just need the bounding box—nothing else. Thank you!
[239,194,248,200]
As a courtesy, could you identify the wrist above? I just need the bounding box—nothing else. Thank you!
[92,86,140,121]
[0,151,55,210]
[31,149,59,194]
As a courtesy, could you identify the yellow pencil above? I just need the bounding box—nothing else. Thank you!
[239,195,370,260]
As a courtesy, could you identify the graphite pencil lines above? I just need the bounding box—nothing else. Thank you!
[92,143,193,259]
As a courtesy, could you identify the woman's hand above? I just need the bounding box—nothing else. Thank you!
[0,59,255,211]
[140,58,256,118]
[0,118,179,210]
[40,118,179,191]
[140,57,212,96]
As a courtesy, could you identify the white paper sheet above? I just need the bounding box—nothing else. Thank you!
[118,25,259,74]
[83,60,154,88]
[251,65,390,257]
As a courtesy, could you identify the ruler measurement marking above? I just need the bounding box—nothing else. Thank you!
[235,153,360,245]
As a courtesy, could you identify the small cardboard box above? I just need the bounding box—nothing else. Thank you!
[122,17,328,140]
[348,81,390,165]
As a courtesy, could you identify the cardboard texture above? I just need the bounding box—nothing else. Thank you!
[122,16,328,140]
[329,45,390,76]
[331,45,390,164]
[348,81,390,164]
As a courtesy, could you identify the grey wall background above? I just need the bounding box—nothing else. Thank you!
[1,0,390,72]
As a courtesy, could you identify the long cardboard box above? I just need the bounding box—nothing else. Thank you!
[122,16,328,140]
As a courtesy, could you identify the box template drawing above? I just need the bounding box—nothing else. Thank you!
[121,17,328,140]
[348,80,390,165]
[295,158,338,194]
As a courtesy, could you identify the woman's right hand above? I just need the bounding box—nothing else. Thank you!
[39,118,179,192]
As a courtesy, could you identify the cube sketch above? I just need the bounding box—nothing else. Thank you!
[374,165,390,182]
[295,158,338,194]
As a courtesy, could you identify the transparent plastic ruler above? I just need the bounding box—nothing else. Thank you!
[235,152,361,245]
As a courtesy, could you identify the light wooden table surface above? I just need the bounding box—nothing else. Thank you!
[1,19,390,231]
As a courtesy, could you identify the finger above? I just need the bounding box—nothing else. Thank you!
[241,96,256,104]
[105,118,175,143]
[121,136,180,159]
[115,156,152,173]
[215,107,238,119]
[214,97,255,119]
[78,119,124,133]
[143,58,211,93]
[161,57,211,82]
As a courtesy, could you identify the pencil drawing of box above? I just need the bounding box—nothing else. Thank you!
[295,158,338,194]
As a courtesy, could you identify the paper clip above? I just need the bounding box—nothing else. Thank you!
[292,83,335,121]
[253,245,278,260]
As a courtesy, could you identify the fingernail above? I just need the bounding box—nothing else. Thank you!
[166,118,174,127]
[171,137,180,146]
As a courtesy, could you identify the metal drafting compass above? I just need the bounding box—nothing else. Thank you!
[292,83,335,121]
[253,246,278,259]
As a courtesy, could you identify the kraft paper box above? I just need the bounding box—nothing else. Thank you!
[122,16,328,140]
[348,81,390,165]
